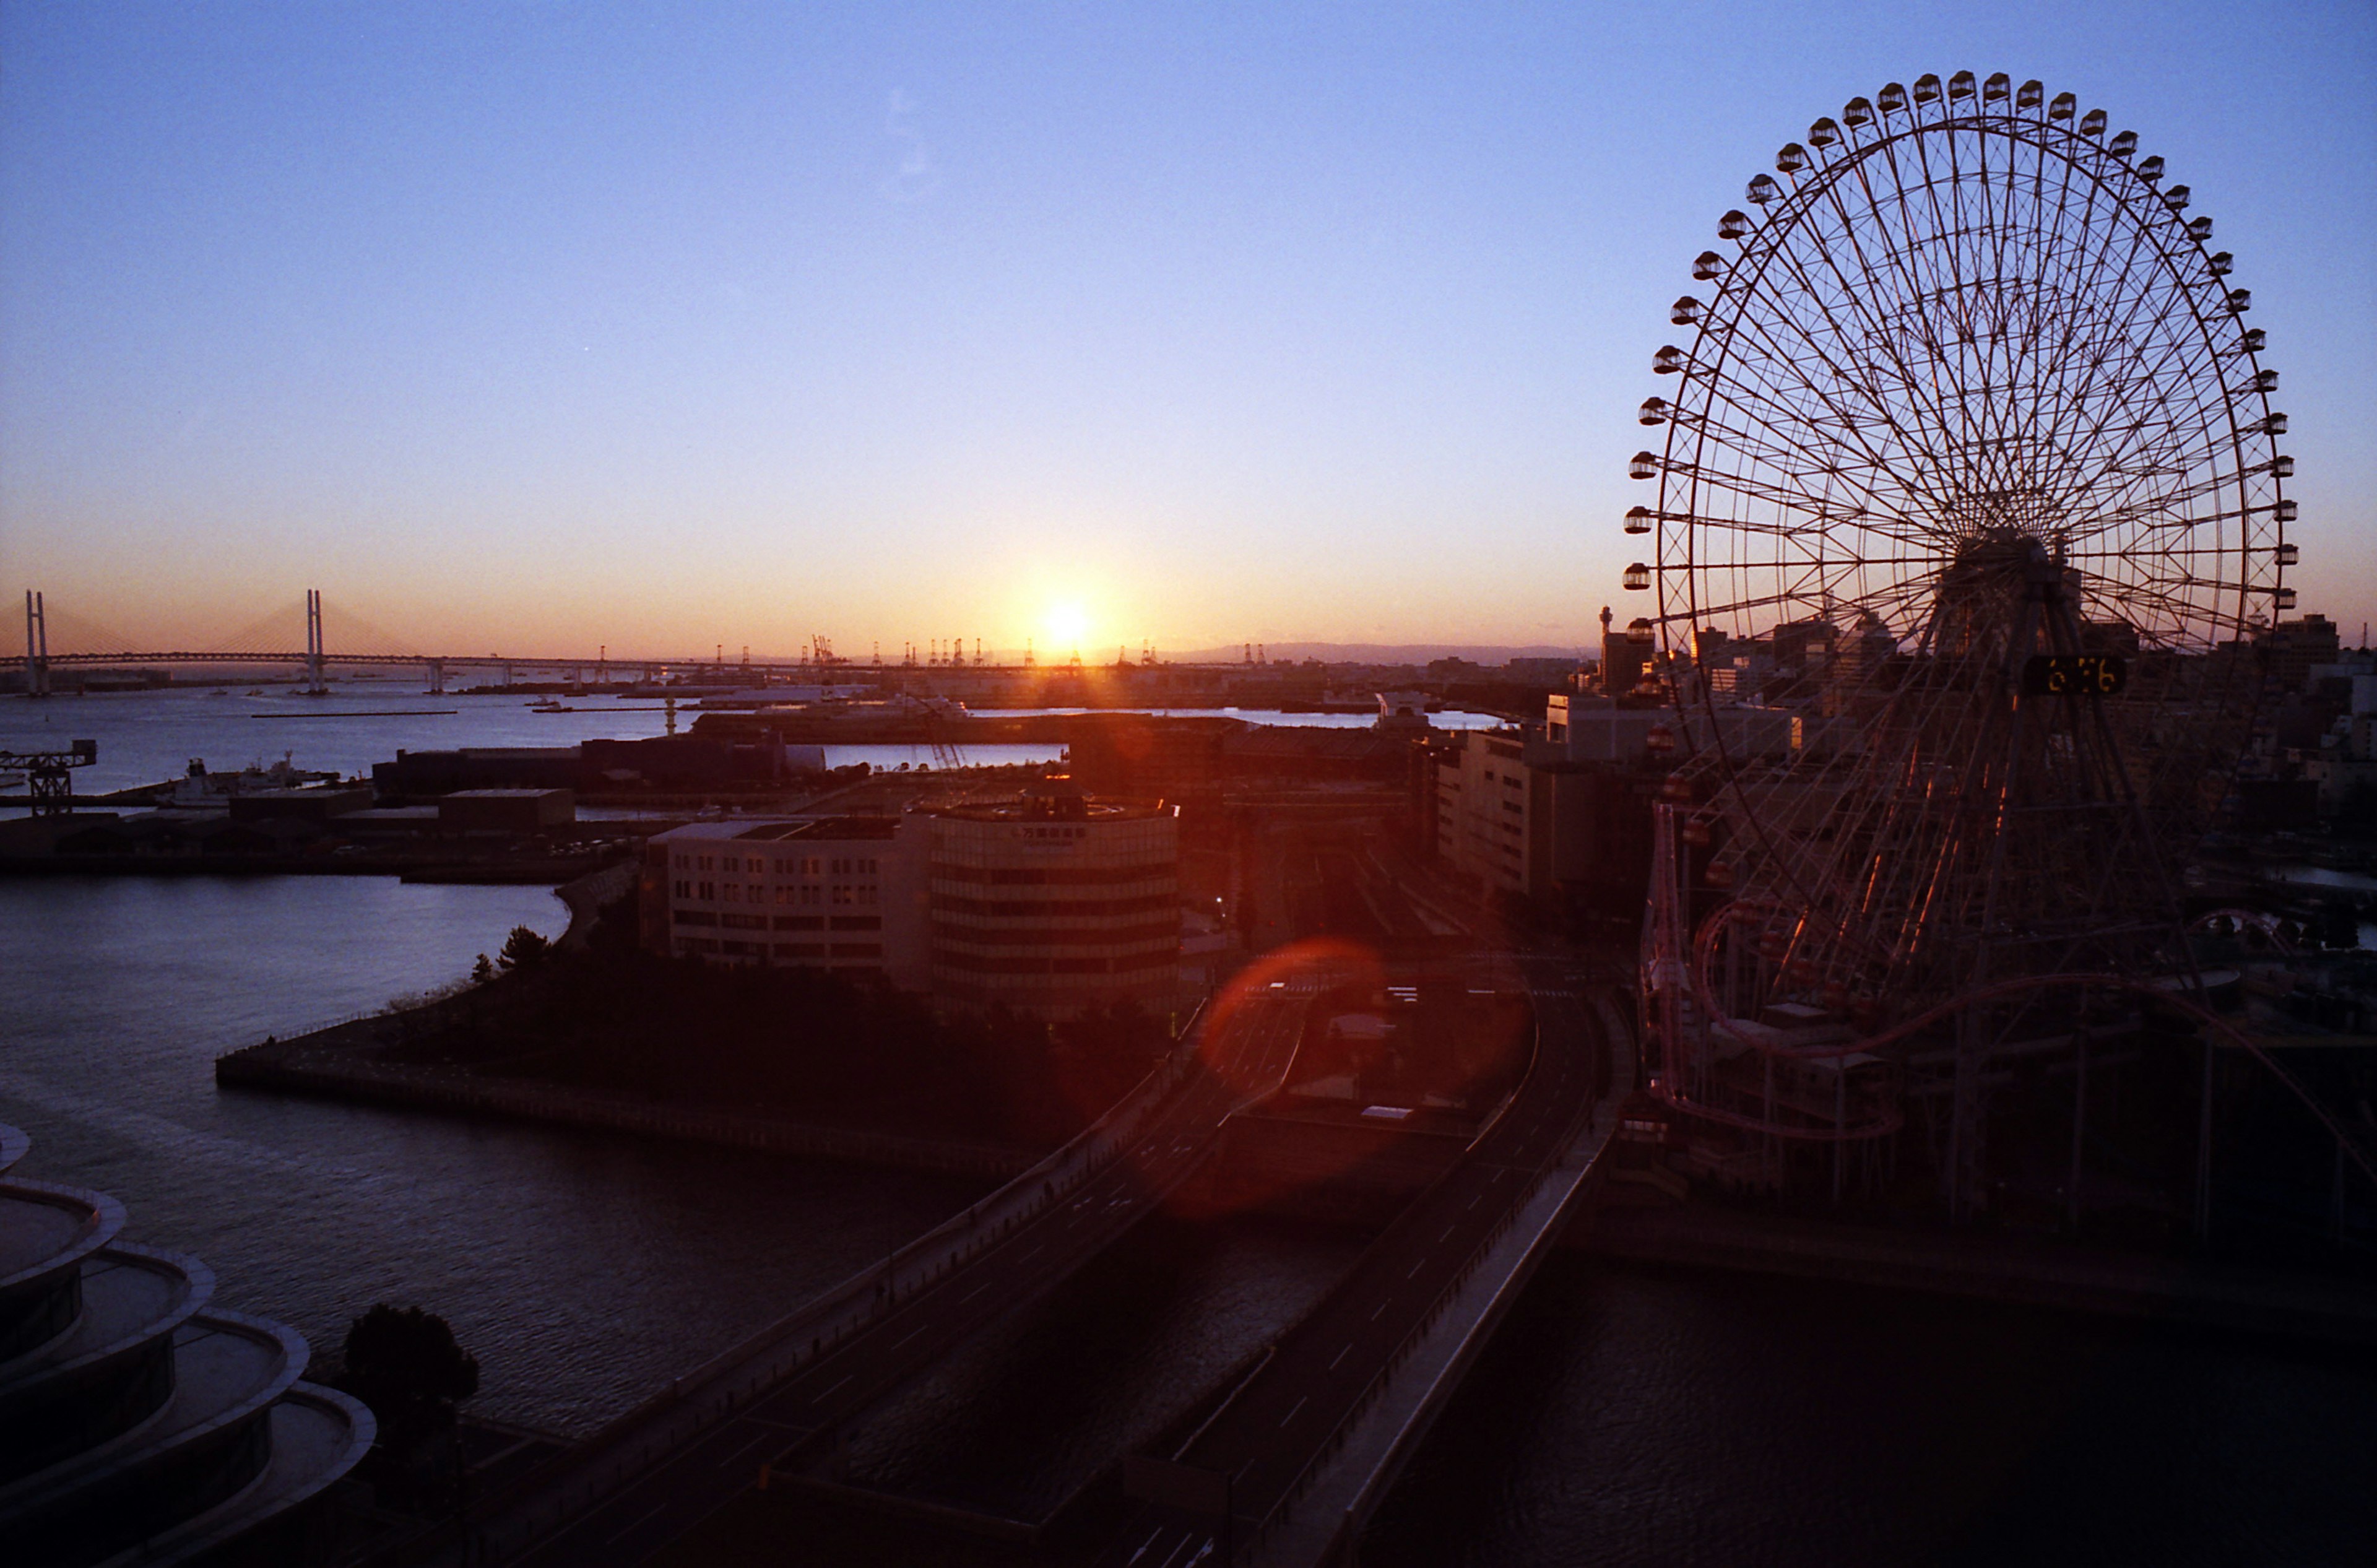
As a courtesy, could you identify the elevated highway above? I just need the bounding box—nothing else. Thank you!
[413,984,1314,1568]
[380,951,1626,1568]
[1100,958,1619,1568]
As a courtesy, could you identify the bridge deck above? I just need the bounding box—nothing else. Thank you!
[410,989,1309,1568]
[1098,957,1617,1568]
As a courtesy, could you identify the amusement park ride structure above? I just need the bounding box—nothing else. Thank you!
[1623,72,2361,1226]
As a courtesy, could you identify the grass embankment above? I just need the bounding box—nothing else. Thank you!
[376,896,1171,1152]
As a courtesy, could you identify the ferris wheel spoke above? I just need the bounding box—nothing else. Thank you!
[1637,87,2280,1073]
[1783,224,1968,478]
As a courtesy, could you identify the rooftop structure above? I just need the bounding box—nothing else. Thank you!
[0,1124,371,1564]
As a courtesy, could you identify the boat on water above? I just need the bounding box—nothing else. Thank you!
[162,753,341,808]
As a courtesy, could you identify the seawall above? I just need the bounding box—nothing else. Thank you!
[215,1021,1038,1184]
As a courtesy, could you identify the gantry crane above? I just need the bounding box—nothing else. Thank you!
[1,739,97,816]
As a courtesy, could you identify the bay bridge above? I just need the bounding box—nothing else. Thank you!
[11,589,1122,698]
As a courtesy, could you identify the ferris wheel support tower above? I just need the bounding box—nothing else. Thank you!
[1622,72,2295,1222]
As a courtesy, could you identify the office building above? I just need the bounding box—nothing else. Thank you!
[642,779,1182,1017]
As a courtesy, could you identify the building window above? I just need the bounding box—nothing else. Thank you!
[724,884,739,902]
[698,881,714,899]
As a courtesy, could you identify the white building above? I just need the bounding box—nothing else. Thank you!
[639,779,1184,1017]
[641,815,930,990]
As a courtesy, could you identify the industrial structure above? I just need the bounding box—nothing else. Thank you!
[1624,74,2373,1231]
[0,737,95,817]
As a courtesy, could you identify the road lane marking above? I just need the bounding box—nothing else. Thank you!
[809,1373,853,1406]
[1329,1342,1353,1370]
[961,1281,993,1302]
[1279,1395,1309,1427]
[1371,1299,1390,1320]
[892,1325,927,1349]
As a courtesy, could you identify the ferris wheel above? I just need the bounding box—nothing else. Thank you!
[1628,73,2290,1150]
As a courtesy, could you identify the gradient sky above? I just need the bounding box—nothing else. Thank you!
[4,1,2372,660]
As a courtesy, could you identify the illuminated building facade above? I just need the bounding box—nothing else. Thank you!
[927,778,1180,1018]
[642,780,1182,1016]
[643,815,930,990]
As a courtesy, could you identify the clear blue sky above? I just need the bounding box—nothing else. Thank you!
[4,1,2371,658]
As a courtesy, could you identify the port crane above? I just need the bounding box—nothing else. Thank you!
[1,739,97,816]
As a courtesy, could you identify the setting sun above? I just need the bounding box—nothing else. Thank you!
[1043,602,1090,651]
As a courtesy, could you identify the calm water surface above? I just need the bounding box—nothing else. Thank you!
[5,708,2371,1554]
[0,688,1499,803]
[0,875,989,1437]
[1366,1254,2377,1566]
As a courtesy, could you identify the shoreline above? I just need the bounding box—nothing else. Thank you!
[214,857,1041,1181]
[214,1010,2377,1349]
[214,1020,1041,1183]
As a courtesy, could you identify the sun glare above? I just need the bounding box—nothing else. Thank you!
[1044,603,1090,650]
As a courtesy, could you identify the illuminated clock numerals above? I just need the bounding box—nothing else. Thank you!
[2022,654,2128,696]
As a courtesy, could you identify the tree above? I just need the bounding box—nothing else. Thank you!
[497,925,550,970]
[340,1304,480,1466]
[471,953,494,984]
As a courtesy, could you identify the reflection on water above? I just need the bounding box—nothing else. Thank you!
[7,866,2368,1554]
[1363,1254,2377,1568]
[0,875,985,1436]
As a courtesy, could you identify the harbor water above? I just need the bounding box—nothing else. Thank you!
[0,686,1503,803]
[2,694,2371,1561]
[3,874,2370,1562]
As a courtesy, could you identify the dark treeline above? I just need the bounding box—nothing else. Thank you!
[388,913,1171,1150]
